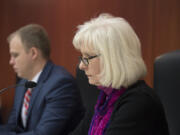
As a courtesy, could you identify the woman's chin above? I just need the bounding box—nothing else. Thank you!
[88,79,100,86]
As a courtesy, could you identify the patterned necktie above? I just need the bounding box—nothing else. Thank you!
[21,88,32,127]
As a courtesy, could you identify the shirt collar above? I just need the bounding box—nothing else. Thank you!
[30,70,42,83]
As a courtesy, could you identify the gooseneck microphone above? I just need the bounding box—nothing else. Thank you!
[0,81,37,94]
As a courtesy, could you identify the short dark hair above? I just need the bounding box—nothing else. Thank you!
[7,24,51,59]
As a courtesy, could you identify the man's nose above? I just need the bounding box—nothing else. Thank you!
[9,57,14,65]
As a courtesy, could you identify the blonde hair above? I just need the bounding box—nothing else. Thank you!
[73,13,147,89]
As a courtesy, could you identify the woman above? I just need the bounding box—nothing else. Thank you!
[72,13,169,135]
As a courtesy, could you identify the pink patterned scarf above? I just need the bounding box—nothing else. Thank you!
[88,86,126,135]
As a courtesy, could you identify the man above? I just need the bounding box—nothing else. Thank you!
[0,24,84,135]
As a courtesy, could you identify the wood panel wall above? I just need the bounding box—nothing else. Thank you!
[0,0,179,123]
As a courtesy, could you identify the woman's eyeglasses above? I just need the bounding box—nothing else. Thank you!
[79,55,100,66]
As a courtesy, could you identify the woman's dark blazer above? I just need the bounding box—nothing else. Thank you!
[71,80,169,135]
[105,80,169,135]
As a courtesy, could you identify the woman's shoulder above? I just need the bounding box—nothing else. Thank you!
[120,80,159,103]
[106,80,169,135]
[113,80,165,116]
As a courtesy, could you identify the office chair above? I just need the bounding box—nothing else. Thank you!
[71,67,99,134]
[76,67,99,111]
[154,50,180,135]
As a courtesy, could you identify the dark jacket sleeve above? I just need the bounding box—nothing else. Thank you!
[69,110,93,135]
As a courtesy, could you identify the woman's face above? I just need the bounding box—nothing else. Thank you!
[79,46,101,86]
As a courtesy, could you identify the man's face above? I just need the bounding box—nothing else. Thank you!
[9,35,33,80]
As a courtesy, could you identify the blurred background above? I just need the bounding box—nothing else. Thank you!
[0,0,179,123]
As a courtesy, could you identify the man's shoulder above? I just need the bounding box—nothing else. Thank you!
[51,64,74,79]
[42,61,75,81]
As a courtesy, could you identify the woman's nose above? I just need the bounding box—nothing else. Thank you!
[79,61,87,71]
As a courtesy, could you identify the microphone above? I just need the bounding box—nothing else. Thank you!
[0,81,37,94]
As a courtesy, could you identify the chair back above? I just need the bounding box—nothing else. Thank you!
[74,67,99,134]
[154,50,180,135]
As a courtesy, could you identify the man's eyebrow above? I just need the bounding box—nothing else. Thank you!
[10,52,18,55]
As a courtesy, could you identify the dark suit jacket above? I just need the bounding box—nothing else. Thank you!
[71,80,169,135]
[0,61,84,135]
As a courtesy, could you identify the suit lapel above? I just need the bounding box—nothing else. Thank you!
[16,80,28,122]
[25,60,54,123]
[26,82,43,117]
